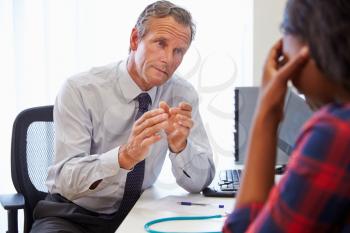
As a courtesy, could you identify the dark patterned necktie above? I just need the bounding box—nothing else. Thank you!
[117,93,151,219]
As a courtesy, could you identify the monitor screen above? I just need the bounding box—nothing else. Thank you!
[277,89,313,155]
[234,87,313,164]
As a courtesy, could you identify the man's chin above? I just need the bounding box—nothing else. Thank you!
[148,75,169,87]
[152,79,167,87]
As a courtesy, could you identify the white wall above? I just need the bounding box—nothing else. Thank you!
[253,0,287,85]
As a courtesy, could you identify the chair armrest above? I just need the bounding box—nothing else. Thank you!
[0,193,25,210]
[0,193,25,233]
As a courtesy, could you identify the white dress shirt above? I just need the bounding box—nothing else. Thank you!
[46,59,215,214]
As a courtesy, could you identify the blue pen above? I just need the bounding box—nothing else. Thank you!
[177,201,224,208]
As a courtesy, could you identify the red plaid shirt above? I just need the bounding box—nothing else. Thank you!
[223,103,350,233]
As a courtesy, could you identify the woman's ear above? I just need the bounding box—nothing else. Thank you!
[130,28,139,51]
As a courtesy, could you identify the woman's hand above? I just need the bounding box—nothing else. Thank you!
[259,39,309,123]
[236,39,309,206]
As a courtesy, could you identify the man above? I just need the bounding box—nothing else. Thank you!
[30,1,214,232]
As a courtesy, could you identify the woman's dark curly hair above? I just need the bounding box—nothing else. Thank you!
[281,0,350,90]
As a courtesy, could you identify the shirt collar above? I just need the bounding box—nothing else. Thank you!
[118,59,157,105]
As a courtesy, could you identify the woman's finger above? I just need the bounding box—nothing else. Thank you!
[277,46,309,83]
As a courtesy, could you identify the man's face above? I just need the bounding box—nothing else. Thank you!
[129,16,191,90]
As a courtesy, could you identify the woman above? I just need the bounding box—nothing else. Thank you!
[224,0,350,232]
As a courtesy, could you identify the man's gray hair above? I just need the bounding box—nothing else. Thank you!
[135,0,196,42]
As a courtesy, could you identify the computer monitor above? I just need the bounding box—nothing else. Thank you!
[277,89,313,156]
[202,87,314,197]
[234,87,313,164]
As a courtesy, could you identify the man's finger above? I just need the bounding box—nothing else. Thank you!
[170,105,192,116]
[179,102,192,111]
[173,123,190,135]
[138,120,168,139]
[141,134,162,148]
[170,109,191,117]
[135,108,165,126]
[134,113,168,135]
[159,101,170,114]
[177,118,193,129]
[175,114,190,122]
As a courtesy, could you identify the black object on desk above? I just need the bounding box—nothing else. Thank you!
[202,165,287,197]
[202,169,242,197]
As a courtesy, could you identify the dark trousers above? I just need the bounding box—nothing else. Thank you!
[30,194,125,233]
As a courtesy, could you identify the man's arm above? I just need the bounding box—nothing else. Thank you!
[163,89,215,193]
[46,80,127,200]
[48,79,170,200]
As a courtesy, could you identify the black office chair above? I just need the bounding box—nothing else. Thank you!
[0,105,54,233]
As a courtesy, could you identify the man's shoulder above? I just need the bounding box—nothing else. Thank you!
[65,62,121,89]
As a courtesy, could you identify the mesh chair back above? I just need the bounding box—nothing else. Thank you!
[11,106,54,232]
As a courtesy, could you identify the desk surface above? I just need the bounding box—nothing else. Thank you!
[116,182,235,232]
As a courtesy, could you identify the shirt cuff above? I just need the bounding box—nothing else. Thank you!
[168,140,194,167]
[99,146,129,177]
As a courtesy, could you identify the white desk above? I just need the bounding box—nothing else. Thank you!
[116,182,235,233]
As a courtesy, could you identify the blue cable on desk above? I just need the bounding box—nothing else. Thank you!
[144,214,224,233]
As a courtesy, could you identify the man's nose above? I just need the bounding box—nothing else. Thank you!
[160,49,172,64]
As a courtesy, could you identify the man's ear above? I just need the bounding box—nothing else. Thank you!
[130,28,139,51]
